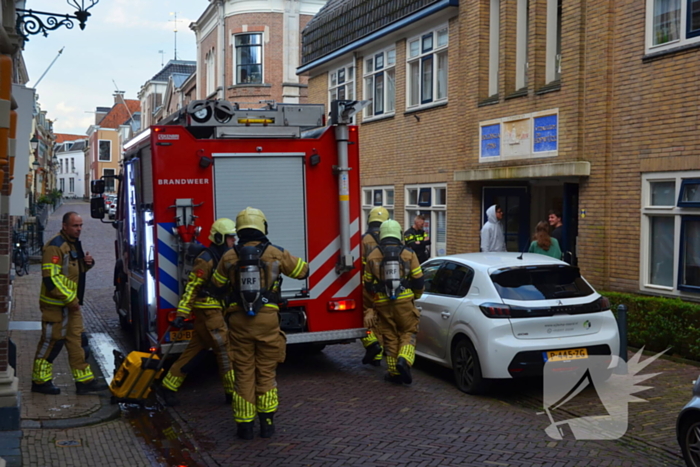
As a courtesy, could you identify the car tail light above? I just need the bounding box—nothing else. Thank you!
[479,303,511,318]
[598,296,610,311]
[328,299,356,311]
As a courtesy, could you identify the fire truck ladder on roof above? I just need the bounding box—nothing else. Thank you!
[184,100,325,138]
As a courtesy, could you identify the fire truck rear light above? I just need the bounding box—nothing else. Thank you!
[238,118,274,125]
[153,127,165,132]
[149,346,159,353]
[328,299,355,311]
[167,310,177,322]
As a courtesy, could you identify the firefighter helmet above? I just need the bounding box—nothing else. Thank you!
[368,206,390,224]
[236,207,268,234]
[209,218,236,245]
[379,219,402,241]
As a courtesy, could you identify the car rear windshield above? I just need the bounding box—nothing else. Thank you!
[490,265,595,301]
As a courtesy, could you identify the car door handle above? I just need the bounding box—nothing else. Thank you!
[441,311,451,319]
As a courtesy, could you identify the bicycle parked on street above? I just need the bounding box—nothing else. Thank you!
[13,231,29,276]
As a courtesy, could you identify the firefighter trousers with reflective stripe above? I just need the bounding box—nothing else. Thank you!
[33,304,91,383]
[165,307,235,393]
[227,308,285,423]
[375,299,420,374]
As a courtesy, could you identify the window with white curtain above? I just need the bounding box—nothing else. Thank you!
[641,171,700,295]
[363,47,396,119]
[362,186,394,233]
[405,184,447,258]
[646,0,700,52]
[489,0,500,96]
[515,0,529,90]
[407,26,448,109]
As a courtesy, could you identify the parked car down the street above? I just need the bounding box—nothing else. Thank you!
[677,376,700,467]
[414,253,620,394]
[108,203,117,219]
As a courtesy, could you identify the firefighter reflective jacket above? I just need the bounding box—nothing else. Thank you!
[363,244,424,305]
[40,231,94,307]
[403,227,431,264]
[176,249,224,317]
[212,241,309,312]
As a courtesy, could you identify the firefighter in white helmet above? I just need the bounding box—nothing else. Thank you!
[159,218,237,406]
[359,206,390,366]
[212,207,309,440]
[363,219,424,385]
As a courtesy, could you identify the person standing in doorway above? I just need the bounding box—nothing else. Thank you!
[480,205,507,253]
[548,210,564,246]
[528,221,562,259]
[404,215,431,264]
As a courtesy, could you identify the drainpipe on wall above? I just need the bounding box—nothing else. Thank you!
[218,0,226,101]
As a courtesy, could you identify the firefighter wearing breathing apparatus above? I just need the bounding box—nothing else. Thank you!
[363,219,424,385]
[212,207,309,440]
[32,212,108,396]
[160,218,237,407]
[360,206,390,366]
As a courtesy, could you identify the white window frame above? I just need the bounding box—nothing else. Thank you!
[489,0,500,96]
[515,0,529,90]
[98,139,111,162]
[406,25,449,110]
[361,186,395,233]
[363,47,396,120]
[646,0,700,52]
[640,171,700,297]
[69,177,75,193]
[405,184,447,258]
[545,0,562,84]
[233,32,263,85]
[59,178,65,193]
[329,62,355,103]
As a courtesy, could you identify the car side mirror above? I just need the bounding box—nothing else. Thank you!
[90,197,106,219]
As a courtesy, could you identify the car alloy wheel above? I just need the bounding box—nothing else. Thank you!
[452,339,487,395]
[680,416,700,467]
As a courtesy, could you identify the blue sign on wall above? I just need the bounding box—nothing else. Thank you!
[481,124,501,157]
[533,114,558,153]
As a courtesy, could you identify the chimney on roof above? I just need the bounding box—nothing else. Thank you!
[114,91,125,105]
[95,107,110,125]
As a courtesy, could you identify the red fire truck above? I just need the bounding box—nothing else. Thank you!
[90,99,367,353]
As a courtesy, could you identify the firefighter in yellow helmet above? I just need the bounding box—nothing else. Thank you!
[159,218,237,406]
[359,206,389,366]
[212,207,309,440]
[363,219,424,385]
[32,211,108,395]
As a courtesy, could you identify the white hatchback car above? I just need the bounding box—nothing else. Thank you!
[415,253,619,394]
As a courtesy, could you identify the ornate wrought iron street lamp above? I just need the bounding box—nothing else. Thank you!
[16,1,99,42]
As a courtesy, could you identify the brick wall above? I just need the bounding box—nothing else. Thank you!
[304,0,700,295]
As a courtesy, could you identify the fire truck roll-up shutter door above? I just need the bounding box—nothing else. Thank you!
[213,153,308,297]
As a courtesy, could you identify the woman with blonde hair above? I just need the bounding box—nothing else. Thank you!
[528,221,562,259]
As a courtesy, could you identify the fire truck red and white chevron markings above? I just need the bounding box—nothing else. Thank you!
[309,218,360,300]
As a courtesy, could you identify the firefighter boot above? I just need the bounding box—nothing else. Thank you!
[160,387,180,407]
[31,381,60,395]
[225,393,233,405]
[396,357,413,385]
[362,342,382,365]
[259,412,275,438]
[76,378,109,395]
[236,422,255,440]
[384,373,403,385]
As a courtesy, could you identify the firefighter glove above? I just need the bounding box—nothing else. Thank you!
[363,308,377,329]
[172,316,186,329]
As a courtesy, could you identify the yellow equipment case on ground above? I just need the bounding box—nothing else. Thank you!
[110,325,178,404]
[110,350,164,403]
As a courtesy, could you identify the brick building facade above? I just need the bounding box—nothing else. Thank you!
[191,0,327,104]
[299,0,700,300]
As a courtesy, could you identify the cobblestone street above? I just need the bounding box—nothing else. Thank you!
[44,201,690,466]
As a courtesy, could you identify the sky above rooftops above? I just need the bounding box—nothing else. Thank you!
[22,0,206,135]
